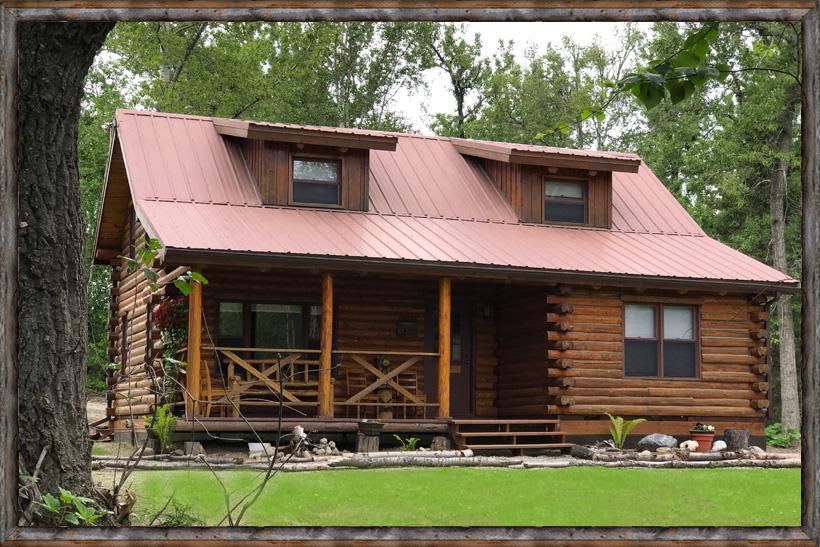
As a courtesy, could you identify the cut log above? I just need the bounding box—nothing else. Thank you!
[724,428,749,451]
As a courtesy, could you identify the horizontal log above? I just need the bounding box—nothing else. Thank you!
[561,386,758,400]
[752,382,769,393]
[750,346,768,357]
[550,358,572,369]
[571,396,754,408]
[111,403,154,416]
[751,399,770,409]
[749,311,770,322]
[701,353,764,365]
[554,404,763,418]
[751,364,770,375]
[546,303,574,314]
[545,321,572,332]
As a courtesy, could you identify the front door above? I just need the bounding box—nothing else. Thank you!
[450,300,473,417]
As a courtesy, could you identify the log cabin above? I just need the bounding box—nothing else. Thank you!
[93,109,797,450]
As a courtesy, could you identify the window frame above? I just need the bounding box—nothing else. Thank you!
[216,299,322,351]
[542,176,588,225]
[622,301,701,380]
[289,154,343,208]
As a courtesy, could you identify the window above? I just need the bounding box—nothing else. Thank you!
[624,303,698,378]
[217,302,321,352]
[544,179,586,224]
[292,158,341,205]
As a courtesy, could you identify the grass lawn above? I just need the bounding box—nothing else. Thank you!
[121,467,800,526]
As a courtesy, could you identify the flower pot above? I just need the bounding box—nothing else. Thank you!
[689,431,714,452]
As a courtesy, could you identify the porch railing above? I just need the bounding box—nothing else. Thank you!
[202,346,321,418]
[332,350,440,420]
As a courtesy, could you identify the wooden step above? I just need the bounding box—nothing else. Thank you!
[463,443,574,450]
[458,430,564,437]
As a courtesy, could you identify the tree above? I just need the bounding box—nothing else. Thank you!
[18,21,113,497]
[428,24,490,138]
[624,22,802,429]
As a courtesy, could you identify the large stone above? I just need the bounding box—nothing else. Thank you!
[570,444,596,460]
[637,434,678,452]
[711,440,728,452]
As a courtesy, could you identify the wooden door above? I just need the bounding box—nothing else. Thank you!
[450,300,474,417]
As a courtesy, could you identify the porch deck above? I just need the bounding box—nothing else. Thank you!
[174,416,450,434]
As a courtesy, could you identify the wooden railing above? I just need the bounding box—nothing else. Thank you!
[201,346,321,418]
[332,350,440,420]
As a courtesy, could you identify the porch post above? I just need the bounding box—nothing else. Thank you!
[437,277,452,418]
[186,270,203,416]
[318,272,334,417]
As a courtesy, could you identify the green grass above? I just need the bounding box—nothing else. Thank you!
[122,467,800,526]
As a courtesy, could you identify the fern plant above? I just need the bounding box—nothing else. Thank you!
[393,434,420,451]
[145,404,177,453]
[605,413,646,449]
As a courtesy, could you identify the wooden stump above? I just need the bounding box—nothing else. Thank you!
[356,432,380,453]
[725,428,749,451]
[430,435,451,451]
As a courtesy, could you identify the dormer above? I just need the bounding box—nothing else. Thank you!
[214,119,398,211]
[452,138,641,228]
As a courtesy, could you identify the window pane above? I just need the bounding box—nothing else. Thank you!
[625,304,656,338]
[293,159,339,182]
[625,340,658,377]
[664,306,695,340]
[252,304,304,349]
[218,302,243,338]
[293,181,339,205]
[545,180,584,199]
[307,305,321,349]
[664,342,697,377]
[545,201,585,223]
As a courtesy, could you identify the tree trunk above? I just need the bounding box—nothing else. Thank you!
[771,88,800,432]
[17,22,112,496]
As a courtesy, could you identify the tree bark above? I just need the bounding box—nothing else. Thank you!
[771,87,801,432]
[17,22,112,496]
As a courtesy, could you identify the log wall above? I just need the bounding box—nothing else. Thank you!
[543,287,770,434]
[108,212,165,427]
[495,285,550,417]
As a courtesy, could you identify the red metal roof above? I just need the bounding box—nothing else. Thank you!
[112,109,795,290]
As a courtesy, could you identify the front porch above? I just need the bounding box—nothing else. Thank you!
[168,267,566,449]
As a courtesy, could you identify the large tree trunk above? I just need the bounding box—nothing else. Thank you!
[17,22,112,496]
[771,88,800,432]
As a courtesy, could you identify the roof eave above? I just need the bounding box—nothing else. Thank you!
[213,119,398,151]
[451,138,641,173]
[163,248,800,295]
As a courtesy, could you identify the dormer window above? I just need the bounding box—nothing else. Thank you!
[292,158,341,206]
[544,179,587,224]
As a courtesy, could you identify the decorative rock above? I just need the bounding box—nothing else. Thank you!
[183,442,204,456]
[637,434,678,452]
[711,440,728,452]
[248,443,273,459]
[680,440,699,451]
[136,446,155,457]
[172,449,184,457]
[749,445,767,459]
[570,445,596,460]
[635,450,653,461]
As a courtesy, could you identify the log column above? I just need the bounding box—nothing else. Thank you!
[318,272,334,417]
[437,277,452,418]
[186,271,203,416]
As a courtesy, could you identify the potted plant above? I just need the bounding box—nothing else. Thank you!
[689,423,716,452]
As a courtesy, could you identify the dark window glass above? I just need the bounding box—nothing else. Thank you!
[663,342,697,378]
[218,302,243,338]
[292,158,340,205]
[625,340,659,377]
[544,180,586,224]
[292,181,339,204]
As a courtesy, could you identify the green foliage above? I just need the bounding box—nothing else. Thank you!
[38,487,111,527]
[765,423,800,448]
[154,500,204,527]
[145,404,177,453]
[393,434,421,451]
[605,413,646,449]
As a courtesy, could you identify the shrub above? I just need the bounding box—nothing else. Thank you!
[765,423,800,448]
[605,413,646,449]
[145,404,177,453]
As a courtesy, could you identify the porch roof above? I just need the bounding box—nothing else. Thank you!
[111,109,797,292]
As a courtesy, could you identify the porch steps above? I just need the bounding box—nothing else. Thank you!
[451,418,570,454]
